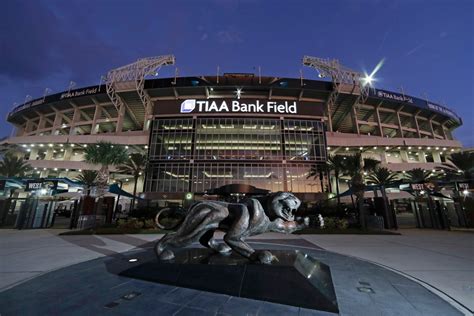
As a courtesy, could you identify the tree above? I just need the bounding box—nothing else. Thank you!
[0,153,30,177]
[117,153,148,210]
[76,170,98,196]
[363,157,381,173]
[84,141,128,196]
[326,155,346,203]
[366,167,399,188]
[405,168,435,183]
[342,154,380,229]
[447,152,474,180]
[366,167,399,225]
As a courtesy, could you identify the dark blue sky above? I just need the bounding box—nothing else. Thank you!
[1,0,472,146]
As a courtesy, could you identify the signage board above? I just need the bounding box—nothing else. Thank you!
[26,180,43,191]
[154,99,324,117]
[25,179,58,192]
[457,182,470,190]
[410,182,437,192]
[369,88,461,123]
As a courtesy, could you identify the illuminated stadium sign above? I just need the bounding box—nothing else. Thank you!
[370,88,461,122]
[375,90,414,104]
[180,99,297,114]
[155,98,324,116]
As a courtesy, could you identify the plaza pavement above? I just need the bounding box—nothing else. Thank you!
[0,229,472,314]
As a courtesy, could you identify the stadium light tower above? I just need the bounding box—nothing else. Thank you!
[302,55,371,131]
[105,55,176,123]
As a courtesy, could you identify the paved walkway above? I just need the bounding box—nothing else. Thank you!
[0,229,472,314]
[301,229,474,313]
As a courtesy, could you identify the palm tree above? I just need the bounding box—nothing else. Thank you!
[366,167,399,189]
[447,152,474,180]
[405,168,434,183]
[117,153,147,210]
[84,141,128,196]
[307,164,326,193]
[342,154,380,229]
[0,153,30,177]
[366,167,399,225]
[363,157,381,173]
[326,155,346,203]
[76,170,98,196]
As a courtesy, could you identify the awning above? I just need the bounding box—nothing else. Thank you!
[54,192,82,200]
[205,184,270,196]
[108,183,144,200]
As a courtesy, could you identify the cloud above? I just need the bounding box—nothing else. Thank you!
[216,29,243,44]
[405,42,425,56]
[200,33,208,41]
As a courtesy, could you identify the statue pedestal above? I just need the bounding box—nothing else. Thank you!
[117,249,338,313]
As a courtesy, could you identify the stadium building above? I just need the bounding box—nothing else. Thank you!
[1,55,464,223]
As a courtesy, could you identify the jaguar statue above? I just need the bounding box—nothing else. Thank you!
[155,192,309,264]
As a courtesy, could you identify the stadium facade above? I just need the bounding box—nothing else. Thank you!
[1,56,463,205]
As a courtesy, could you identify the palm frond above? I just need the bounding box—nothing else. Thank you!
[84,141,129,167]
[75,170,98,186]
[366,167,399,185]
[117,153,148,178]
[0,154,30,177]
[405,168,434,182]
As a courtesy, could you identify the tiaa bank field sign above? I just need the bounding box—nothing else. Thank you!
[180,99,297,114]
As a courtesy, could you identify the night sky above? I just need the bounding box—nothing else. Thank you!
[1,0,472,146]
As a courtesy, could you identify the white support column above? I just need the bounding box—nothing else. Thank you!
[51,112,62,135]
[396,111,404,138]
[432,151,441,163]
[29,148,39,161]
[418,151,427,163]
[351,106,360,135]
[40,169,49,178]
[115,103,126,133]
[15,124,25,136]
[36,113,46,133]
[69,107,81,135]
[375,106,383,137]
[63,148,73,161]
[440,124,448,140]
[24,118,33,134]
[326,103,333,132]
[44,148,54,160]
[91,105,102,134]
[400,150,409,163]
[429,119,436,139]
[414,114,421,138]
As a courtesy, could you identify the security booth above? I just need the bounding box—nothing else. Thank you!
[407,181,471,229]
[0,177,84,229]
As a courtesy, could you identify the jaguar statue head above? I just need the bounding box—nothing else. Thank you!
[266,192,301,221]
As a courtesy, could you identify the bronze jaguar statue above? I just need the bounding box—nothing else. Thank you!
[155,192,309,264]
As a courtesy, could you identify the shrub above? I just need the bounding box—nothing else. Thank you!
[117,218,144,229]
[321,217,349,230]
[143,219,156,229]
[323,217,337,229]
